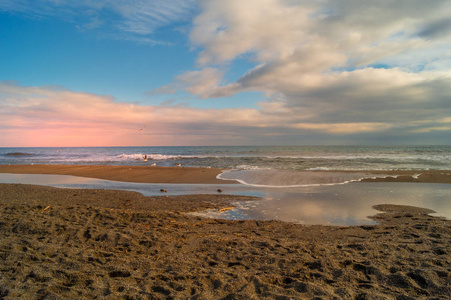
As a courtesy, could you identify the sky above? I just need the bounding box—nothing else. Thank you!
[1,0,451,147]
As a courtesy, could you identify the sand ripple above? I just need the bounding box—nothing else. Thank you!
[0,184,450,299]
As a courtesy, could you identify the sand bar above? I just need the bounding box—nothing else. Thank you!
[0,183,450,298]
[1,164,451,184]
[0,164,232,184]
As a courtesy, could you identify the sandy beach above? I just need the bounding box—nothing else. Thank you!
[0,165,450,298]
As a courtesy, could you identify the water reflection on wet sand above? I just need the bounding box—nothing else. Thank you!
[190,183,451,226]
[1,174,450,226]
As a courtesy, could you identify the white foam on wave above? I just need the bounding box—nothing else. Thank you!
[116,154,144,160]
[306,167,335,171]
[234,165,268,170]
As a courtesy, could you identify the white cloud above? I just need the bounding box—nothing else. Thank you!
[191,0,315,65]
[173,67,246,99]
[191,0,451,70]
[175,68,224,97]
[172,0,451,143]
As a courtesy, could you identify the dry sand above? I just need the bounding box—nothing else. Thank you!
[0,181,450,299]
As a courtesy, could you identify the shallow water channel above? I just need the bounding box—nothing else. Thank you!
[1,173,450,226]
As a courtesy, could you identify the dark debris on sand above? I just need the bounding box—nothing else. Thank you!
[0,184,450,299]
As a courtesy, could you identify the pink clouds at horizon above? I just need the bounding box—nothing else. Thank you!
[0,81,409,147]
[0,82,269,147]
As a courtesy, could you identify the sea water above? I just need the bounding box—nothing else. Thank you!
[1,145,450,170]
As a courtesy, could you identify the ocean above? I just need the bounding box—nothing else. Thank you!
[1,145,450,170]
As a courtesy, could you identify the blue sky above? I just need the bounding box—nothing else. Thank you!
[0,2,262,109]
[1,0,451,146]
[1,4,193,103]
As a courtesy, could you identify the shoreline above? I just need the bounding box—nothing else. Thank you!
[0,164,451,184]
[0,183,450,298]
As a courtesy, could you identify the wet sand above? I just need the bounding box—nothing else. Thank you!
[360,170,451,184]
[1,164,451,185]
[0,164,232,184]
[0,182,450,299]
